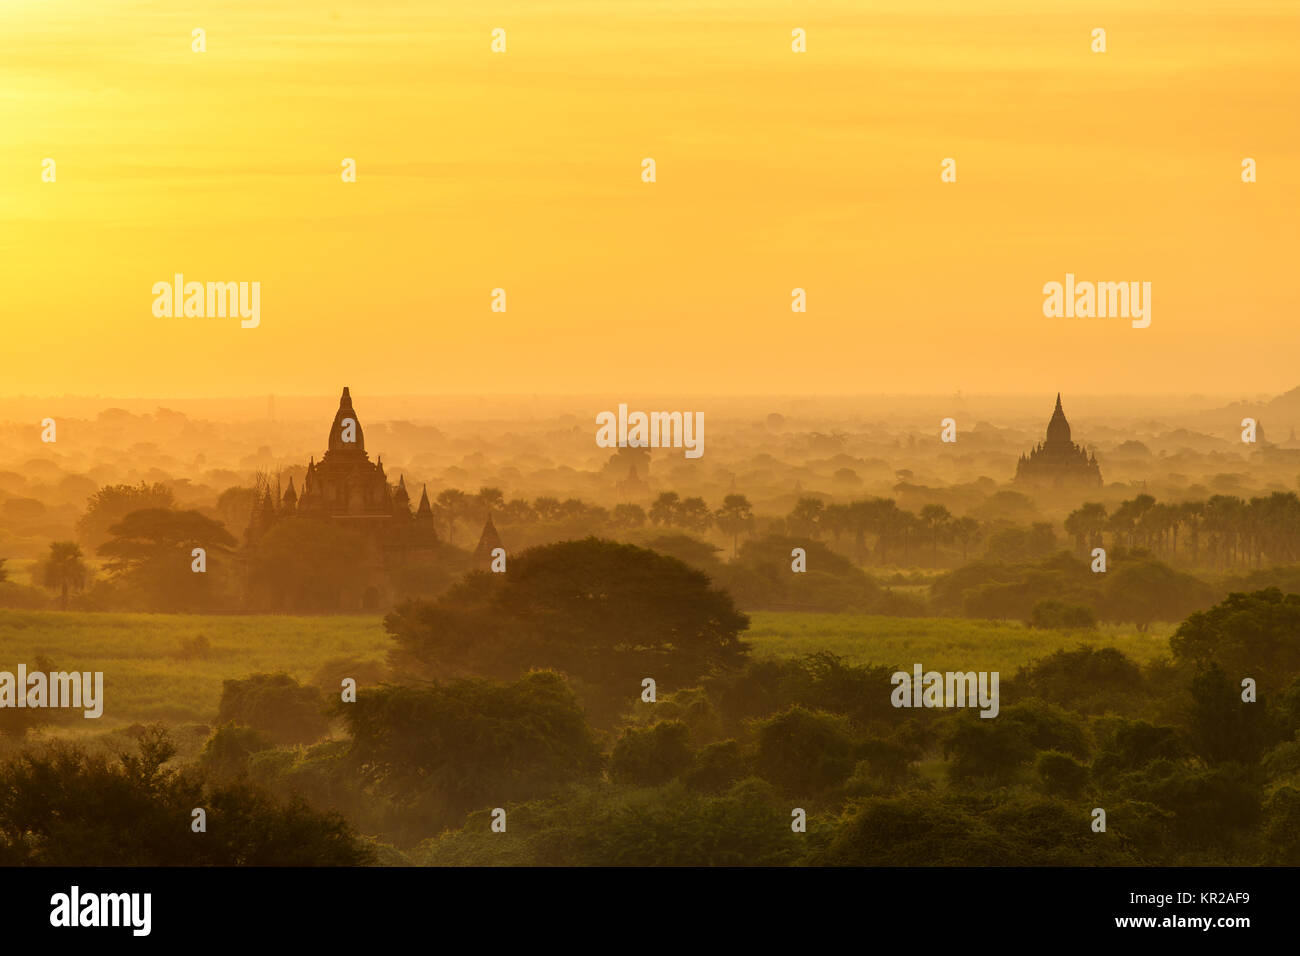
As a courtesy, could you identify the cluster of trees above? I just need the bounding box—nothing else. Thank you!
[1065,491,1300,569]
[385,487,749,544]
[416,588,1300,864]
[22,509,239,612]
[778,490,1300,574]
[931,551,1217,630]
[415,488,760,557]
[709,535,924,615]
[6,532,1300,865]
[186,587,1300,865]
[0,728,372,865]
[785,497,982,566]
[13,481,1300,620]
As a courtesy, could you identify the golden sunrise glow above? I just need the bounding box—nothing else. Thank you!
[1,0,1297,397]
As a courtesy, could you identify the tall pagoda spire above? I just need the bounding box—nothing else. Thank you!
[326,385,367,458]
[415,484,433,518]
[1045,393,1071,445]
[471,511,504,567]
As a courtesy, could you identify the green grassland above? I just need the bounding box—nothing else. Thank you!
[745,613,1175,674]
[0,609,1176,731]
[0,611,388,730]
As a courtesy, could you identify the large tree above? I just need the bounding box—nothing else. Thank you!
[98,508,236,611]
[1170,587,1300,690]
[385,538,750,711]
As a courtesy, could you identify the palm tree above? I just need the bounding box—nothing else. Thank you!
[1204,495,1244,568]
[951,516,981,562]
[501,498,536,523]
[434,488,469,544]
[1109,494,1155,552]
[475,486,505,519]
[532,496,563,522]
[822,503,850,546]
[897,510,920,566]
[867,498,909,565]
[846,500,874,563]
[919,504,952,567]
[787,497,825,539]
[42,541,88,610]
[1180,500,1205,566]
[1065,502,1107,555]
[715,494,755,557]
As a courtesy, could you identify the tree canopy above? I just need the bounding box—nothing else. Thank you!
[385,537,750,710]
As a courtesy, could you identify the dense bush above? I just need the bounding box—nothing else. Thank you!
[341,672,604,839]
[216,673,330,746]
[0,729,372,866]
[610,722,694,787]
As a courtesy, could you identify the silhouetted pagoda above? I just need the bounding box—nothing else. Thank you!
[244,387,439,608]
[470,512,504,568]
[1014,394,1102,489]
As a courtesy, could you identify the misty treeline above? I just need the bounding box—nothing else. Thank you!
[3,540,1299,865]
[8,482,1300,625]
[788,490,1300,570]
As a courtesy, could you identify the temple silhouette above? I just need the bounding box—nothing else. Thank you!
[1014,394,1102,489]
[244,387,499,609]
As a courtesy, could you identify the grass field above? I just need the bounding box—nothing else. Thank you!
[0,611,388,730]
[745,614,1175,675]
[0,609,1176,731]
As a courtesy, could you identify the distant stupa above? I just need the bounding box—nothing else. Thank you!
[471,511,504,568]
[1013,394,1102,488]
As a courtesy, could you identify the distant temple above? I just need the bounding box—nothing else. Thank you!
[245,386,440,608]
[470,511,504,569]
[1014,395,1102,489]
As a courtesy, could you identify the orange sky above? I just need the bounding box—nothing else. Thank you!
[2,0,1297,397]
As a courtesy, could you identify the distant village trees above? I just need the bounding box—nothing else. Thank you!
[75,481,174,550]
